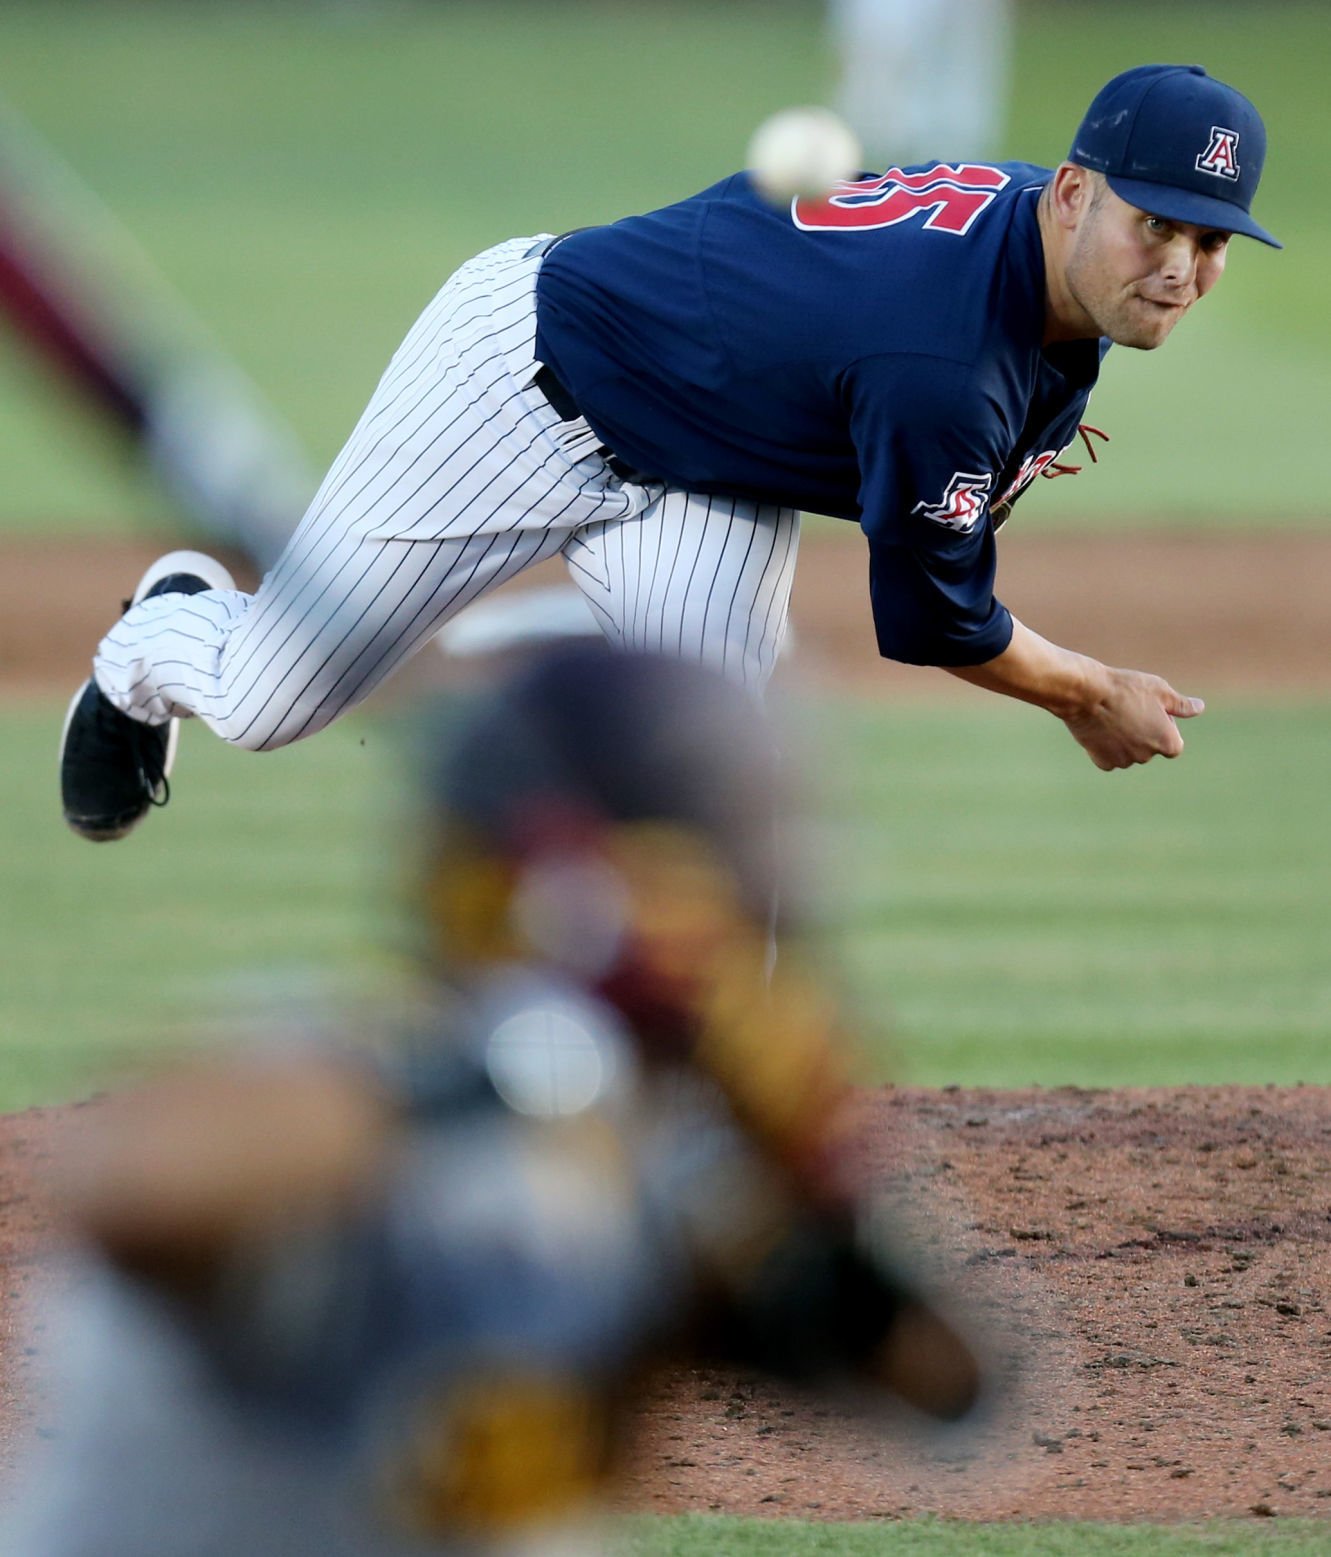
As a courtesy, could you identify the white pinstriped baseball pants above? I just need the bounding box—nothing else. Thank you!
[95,237,800,751]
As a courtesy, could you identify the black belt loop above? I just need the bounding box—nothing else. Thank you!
[531,363,645,484]
[525,227,594,262]
[532,362,581,424]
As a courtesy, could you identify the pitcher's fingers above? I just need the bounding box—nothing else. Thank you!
[1168,691,1205,719]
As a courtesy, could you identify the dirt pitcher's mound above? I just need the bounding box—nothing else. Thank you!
[620,1084,1331,1524]
[5,1087,1331,1522]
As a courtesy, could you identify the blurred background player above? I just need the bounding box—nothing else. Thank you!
[0,94,314,569]
[11,646,988,1557]
[828,0,1014,166]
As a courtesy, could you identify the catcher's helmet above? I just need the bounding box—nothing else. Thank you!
[429,644,781,927]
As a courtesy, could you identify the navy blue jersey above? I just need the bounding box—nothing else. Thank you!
[534,162,1108,666]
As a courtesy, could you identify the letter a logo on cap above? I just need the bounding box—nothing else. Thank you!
[1196,126,1241,182]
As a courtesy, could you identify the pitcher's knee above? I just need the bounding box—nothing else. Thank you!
[199,712,279,752]
[202,694,340,752]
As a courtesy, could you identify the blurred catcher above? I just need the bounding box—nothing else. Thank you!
[12,647,985,1556]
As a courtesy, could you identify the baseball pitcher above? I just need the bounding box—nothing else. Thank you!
[58,65,1279,841]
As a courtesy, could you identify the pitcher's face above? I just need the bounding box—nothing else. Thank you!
[1065,182,1230,349]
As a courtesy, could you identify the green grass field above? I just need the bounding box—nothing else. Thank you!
[806,695,1331,1087]
[0,0,1327,531]
[1,698,400,1107]
[617,1515,1331,1555]
[7,688,1330,1106]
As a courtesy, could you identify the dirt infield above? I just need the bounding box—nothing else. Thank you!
[788,526,1331,700]
[6,527,1331,697]
[4,529,1331,1523]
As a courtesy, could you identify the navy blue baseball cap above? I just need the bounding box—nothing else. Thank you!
[1069,64,1280,248]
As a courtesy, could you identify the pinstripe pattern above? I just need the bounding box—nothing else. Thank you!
[565,493,798,689]
[95,236,800,750]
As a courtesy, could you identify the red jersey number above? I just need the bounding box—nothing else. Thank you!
[792,164,1011,237]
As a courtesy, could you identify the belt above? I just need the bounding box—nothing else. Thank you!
[527,232,646,485]
[531,363,645,484]
[525,229,590,262]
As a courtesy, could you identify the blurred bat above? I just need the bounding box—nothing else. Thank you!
[0,94,316,568]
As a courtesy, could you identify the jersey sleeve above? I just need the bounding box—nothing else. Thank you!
[843,353,1014,667]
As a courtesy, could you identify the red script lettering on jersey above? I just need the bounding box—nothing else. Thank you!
[998,450,1059,506]
[912,471,994,533]
[792,165,1011,237]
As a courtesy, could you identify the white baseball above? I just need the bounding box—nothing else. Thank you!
[746,106,863,204]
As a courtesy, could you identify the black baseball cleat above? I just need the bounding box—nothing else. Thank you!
[60,550,237,842]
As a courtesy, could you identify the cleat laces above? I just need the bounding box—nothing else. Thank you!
[83,691,172,808]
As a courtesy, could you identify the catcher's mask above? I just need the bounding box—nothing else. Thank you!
[419,645,783,983]
[418,648,858,1203]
